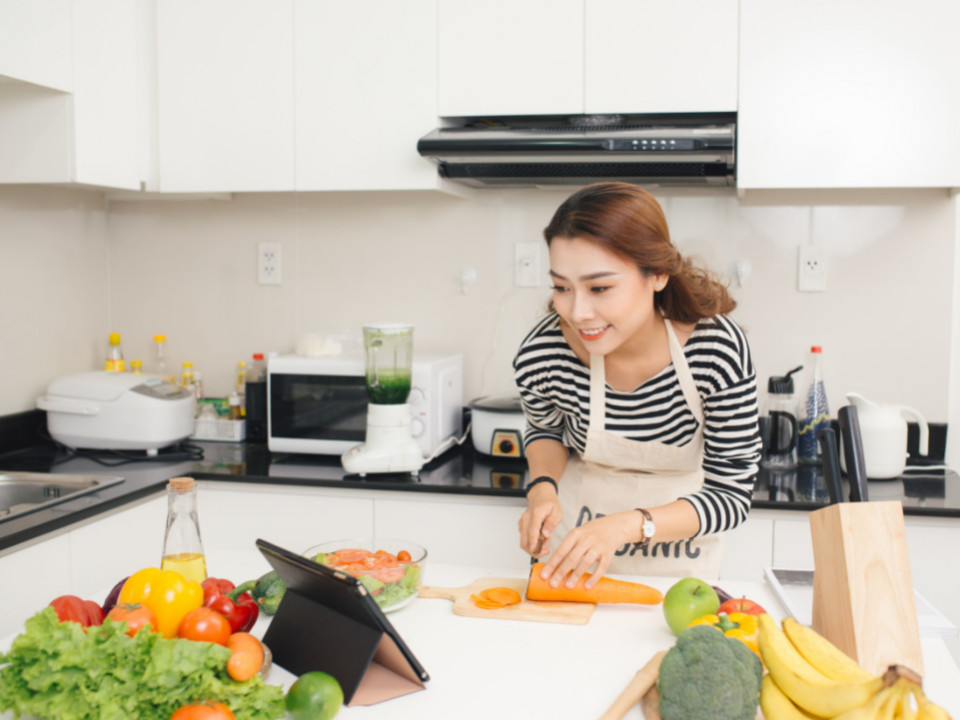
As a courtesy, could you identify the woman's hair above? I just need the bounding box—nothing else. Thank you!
[543,182,735,324]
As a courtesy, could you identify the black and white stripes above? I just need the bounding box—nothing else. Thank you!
[513,313,762,537]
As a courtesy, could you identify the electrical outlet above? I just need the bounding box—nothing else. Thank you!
[258,242,282,285]
[798,245,826,292]
[514,243,540,287]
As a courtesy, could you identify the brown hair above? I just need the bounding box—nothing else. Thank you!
[543,182,735,324]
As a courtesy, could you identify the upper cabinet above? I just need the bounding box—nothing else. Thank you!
[737,0,960,189]
[0,0,73,92]
[294,0,439,192]
[0,0,142,190]
[584,0,738,115]
[438,0,738,118]
[156,0,296,193]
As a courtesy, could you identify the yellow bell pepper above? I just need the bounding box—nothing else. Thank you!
[688,611,761,657]
[117,567,203,638]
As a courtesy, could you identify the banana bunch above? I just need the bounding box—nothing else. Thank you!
[758,614,953,720]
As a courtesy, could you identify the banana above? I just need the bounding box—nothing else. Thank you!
[831,684,899,720]
[758,613,884,717]
[760,674,819,720]
[911,680,954,720]
[782,616,877,684]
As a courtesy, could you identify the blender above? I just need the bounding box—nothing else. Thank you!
[341,323,424,475]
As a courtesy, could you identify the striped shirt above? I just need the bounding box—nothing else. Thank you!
[513,312,762,537]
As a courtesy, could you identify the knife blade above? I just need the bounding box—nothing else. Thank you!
[817,427,844,504]
[838,405,869,502]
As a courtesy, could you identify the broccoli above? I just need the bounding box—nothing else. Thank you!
[657,624,763,720]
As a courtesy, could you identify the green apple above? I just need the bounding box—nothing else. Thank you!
[662,577,720,635]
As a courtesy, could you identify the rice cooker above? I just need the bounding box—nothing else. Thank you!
[468,395,527,458]
[37,371,195,450]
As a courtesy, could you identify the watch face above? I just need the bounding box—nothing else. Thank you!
[642,519,656,538]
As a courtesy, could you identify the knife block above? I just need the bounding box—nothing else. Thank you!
[808,500,923,676]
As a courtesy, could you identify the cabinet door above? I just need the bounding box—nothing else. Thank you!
[294,0,439,191]
[0,0,72,92]
[157,0,295,192]
[738,0,960,189]
[437,0,583,117]
[584,0,738,114]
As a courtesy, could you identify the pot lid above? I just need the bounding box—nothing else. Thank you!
[469,395,523,413]
[45,371,149,402]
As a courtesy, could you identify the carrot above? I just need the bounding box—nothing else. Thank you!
[526,563,663,605]
[226,632,264,682]
[479,587,522,606]
[470,594,504,609]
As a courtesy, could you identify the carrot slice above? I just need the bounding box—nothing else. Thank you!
[479,587,522,606]
[470,594,505,609]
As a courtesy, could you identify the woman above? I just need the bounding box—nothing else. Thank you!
[514,182,761,589]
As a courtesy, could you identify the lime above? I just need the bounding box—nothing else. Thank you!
[285,671,344,720]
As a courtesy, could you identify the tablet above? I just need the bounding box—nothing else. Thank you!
[256,538,429,705]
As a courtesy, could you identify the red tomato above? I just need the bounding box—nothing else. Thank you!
[717,597,767,616]
[169,701,235,720]
[177,607,232,646]
[396,550,412,563]
[368,567,405,583]
[49,595,105,627]
[333,548,371,564]
[107,603,158,637]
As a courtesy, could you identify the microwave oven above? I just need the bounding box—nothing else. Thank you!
[267,353,463,457]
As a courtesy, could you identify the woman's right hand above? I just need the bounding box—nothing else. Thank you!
[519,483,563,558]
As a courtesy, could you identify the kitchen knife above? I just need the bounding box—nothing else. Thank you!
[838,405,869,502]
[817,427,844,505]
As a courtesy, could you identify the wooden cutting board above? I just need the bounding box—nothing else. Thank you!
[418,576,595,625]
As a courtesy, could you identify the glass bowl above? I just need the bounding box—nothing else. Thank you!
[303,538,427,613]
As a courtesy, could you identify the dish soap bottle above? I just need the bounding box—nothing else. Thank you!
[104,333,126,372]
[797,346,830,465]
[160,477,207,583]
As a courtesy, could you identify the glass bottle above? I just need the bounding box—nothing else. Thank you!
[160,477,207,583]
[180,361,195,391]
[245,353,268,442]
[235,361,247,416]
[130,359,143,375]
[104,333,126,372]
[152,334,176,383]
[228,392,242,420]
[193,370,204,401]
[797,346,830,465]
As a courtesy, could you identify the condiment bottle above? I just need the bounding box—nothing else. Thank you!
[235,361,247,417]
[180,361,195,391]
[245,353,267,442]
[228,392,242,420]
[160,477,207,583]
[797,346,830,465]
[152,334,176,383]
[130,359,143,375]
[104,332,126,372]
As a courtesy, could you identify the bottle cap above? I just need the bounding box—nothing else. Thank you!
[109,333,121,345]
[238,361,246,368]
[253,353,264,361]
[229,393,241,406]
[811,346,822,353]
[168,477,194,493]
[767,365,803,394]
[183,361,193,368]
[154,334,166,342]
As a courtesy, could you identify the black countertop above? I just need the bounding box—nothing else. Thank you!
[1,438,958,553]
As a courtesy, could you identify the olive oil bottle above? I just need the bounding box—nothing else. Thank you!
[160,477,207,583]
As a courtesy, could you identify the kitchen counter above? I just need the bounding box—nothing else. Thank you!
[1,437,958,553]
[3,560,960,719]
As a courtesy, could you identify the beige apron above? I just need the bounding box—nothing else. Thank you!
[553,318,723,579]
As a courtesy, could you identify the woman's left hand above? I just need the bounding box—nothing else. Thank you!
[537,511,637,589]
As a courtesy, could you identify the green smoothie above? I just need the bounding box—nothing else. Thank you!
[366,370,411,404]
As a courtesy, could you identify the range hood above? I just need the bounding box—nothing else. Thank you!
[417,113,736,189]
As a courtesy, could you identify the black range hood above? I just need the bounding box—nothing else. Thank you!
[417,113,736,189]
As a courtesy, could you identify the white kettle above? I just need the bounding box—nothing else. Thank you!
[844,392,928,479]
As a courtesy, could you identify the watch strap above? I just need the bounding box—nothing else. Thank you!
[634,507,655,548]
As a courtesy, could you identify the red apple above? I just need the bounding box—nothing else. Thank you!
[717,596,767,616]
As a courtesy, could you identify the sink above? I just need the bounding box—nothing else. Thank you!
[0,471,125,523]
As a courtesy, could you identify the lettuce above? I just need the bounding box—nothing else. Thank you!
[0,608,285,720]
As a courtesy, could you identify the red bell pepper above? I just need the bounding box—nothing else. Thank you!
[201,577,259,633]
[49,595,105,627]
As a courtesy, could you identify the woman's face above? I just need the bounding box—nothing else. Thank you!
[548,235,666,357]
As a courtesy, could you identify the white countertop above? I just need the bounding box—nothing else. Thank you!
[4,558,960,719]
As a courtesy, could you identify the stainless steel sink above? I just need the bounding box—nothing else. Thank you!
[0,471,125,522]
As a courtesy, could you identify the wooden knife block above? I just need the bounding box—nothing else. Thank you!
[808,500,923,676]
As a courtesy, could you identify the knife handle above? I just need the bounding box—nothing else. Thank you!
[818,427,843,505]
[838,405,870,502]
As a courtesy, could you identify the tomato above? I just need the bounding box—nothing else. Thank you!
[49,595,105,627]
[396,549,412,563]
[332,548,371,564]
[285,671,344,720]
[177,606,232,646]
[169,701,235,720]
[368,567,405,583]
[107,603,158,637]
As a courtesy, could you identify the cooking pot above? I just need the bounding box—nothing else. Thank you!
[842,392,929,479]
[468,395,526,458]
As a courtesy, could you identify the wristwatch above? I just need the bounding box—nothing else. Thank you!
[635,508,656,548]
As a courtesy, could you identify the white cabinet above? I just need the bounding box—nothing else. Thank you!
[584,0,738,114]
[738,0,960,189]
[294,0,439,191]
[437,0,583,117]
[156,0,296,192]
[0,0,73,92]
[0,0,142,190]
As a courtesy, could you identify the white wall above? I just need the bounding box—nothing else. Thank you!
[0,185,955,427]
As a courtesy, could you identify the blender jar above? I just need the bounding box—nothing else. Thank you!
[363,323,413,405]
